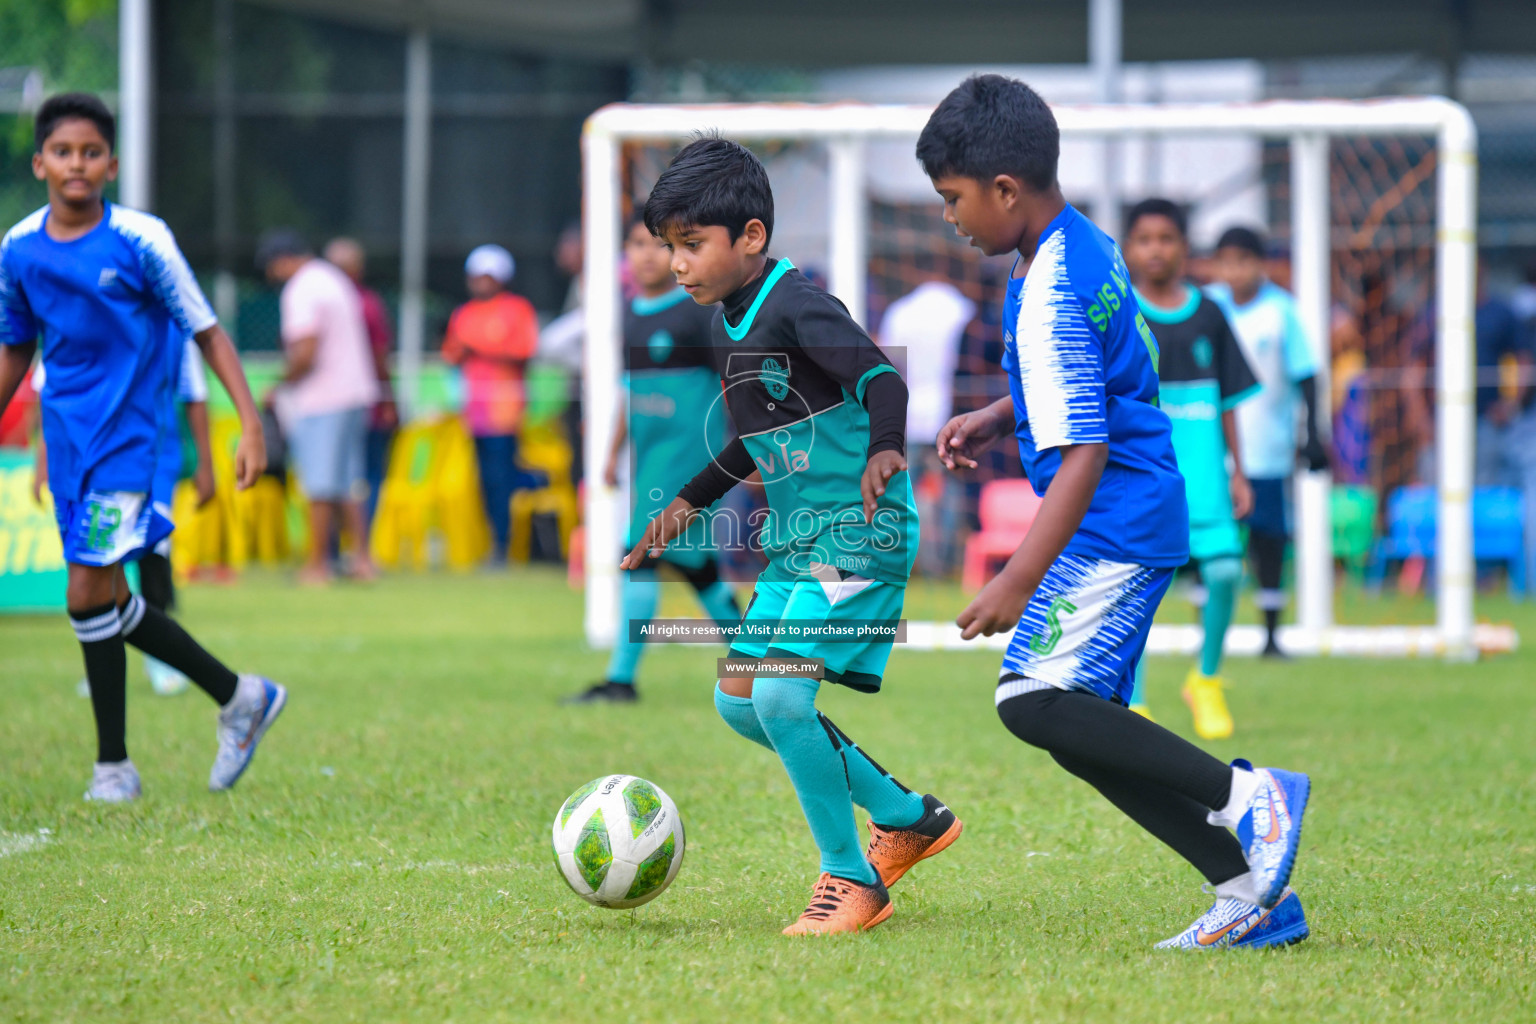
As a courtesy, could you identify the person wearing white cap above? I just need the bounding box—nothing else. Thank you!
[443,243,543,563]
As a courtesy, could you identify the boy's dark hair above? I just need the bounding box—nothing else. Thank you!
[34,93,116,152]
[1126,198,1187,239]
[643,137,774,246]
[916,74,1059,192]
[254,227,312,270]
[1216,225,1265,257]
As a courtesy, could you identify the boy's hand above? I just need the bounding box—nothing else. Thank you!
[31,447,47,505]
[1229,472,1254,521]
[620,496,697,570]
[233,430,267,490]
[936,401,1011,471]
[861,450,906,522]
[956,572,1031,641]
[194,462,217,507]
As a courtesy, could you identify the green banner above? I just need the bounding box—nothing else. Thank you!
[0,449,66,612]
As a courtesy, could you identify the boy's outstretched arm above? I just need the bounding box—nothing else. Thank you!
[185,400,217,506]
[935,397,1014,470]
[193,324,266,489]
[957,441,1107,640]
[619,437,754,569]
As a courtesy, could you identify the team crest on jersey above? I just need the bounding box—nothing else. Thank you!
[647,329,674,362]
[1192,336,1213,369]
[97,268,118,288]
[759,356,790,400]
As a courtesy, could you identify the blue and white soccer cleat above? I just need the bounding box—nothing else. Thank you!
[1155,888,1309,950]
[209,674,287,792]
[85,760,141,803]
[1233,760,1310,908]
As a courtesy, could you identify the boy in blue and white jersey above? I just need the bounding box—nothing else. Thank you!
[1208,226,1329,658]
[0,94,284,802]
[920,75,1312,949]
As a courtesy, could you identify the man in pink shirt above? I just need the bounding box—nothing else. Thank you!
[323,237,397,524]
[258,229,379,585]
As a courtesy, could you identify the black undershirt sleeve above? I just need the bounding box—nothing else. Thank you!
[677,437,754,509]
[861,370,908,459]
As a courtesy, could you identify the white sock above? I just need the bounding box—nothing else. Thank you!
[1213,871,1263,906]
[1208,765,1263,829]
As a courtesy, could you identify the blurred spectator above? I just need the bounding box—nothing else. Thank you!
[1403,259,1536,590]
[323,237,397,523]
[443,244,543,564]
[554,221,584,313]
[1512,263,1536,334]
[876,278,975,576]
[258,228,380,585]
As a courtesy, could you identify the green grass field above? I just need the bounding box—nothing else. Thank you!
[3,570,1534,1022]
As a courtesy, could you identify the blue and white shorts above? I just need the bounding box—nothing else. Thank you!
[54,491,174,567]
[997,553,1175,707]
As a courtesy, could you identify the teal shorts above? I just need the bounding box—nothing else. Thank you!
[1190,519,1244,563]
[727,576,905,693]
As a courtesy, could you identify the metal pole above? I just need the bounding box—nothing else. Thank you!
[1291,133,1333,641]
[398,27,432,419]
[212,0,238,339]
[1089,0,1122,239]
[1436,109,1479,659]
[582,126,623,648]
[827,137,868,328]
[118,0,153,211]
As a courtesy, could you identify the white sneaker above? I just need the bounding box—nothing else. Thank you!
[145,656,190,696]
[210,674,287,792]
[84,760,141,802]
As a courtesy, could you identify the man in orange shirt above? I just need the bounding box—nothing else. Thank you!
[443,244,542,563]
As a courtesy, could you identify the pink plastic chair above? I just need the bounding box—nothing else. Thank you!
[962,479,1044,590]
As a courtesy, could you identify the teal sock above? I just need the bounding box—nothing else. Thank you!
[697,581,742,634]
[713,684,773,751]
[752,676,875,884]
[604,571,660,685]
[819,714,924,828]
[1129,657,1148,706]
[1199,557,1242,677]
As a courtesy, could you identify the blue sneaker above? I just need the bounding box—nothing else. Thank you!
[209,674,287,792]
[1234,760,1310,908]
[1156,888,1309,950]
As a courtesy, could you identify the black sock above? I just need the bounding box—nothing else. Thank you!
[1050,749,1249,883]
[1263,607,1281,643]
[1249,531,1287,645]
[996,685,1234,809]
[118,594,238,705]
[137,551,176,613]
[72,602,128,763]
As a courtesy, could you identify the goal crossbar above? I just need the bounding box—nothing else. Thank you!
[582,98,1494,660]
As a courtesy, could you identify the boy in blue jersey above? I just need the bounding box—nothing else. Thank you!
[1209,226,1329,658]
[921,75,1310,949]
[1123,200,1258,739]
[0,94,285,802]
[623,138,963,935]
[565,217,741,703]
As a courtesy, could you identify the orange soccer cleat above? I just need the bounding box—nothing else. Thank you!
[865,794,964,888]
[781,872,894,936]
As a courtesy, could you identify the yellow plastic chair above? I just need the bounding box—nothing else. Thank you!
[431,418,492,570]
[509,421,578,563]
[370,421,442,570]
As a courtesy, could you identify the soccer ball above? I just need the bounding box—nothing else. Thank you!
[551,774,685,909]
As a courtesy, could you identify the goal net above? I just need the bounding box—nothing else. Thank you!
[581,99,1503,660]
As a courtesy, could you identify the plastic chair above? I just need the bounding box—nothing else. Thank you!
[1367,485,1526,596]
[370,422,443,570]
[961,478,1043,590]
[1367,486,1436,592]
[1329,484,1378,577]
[510,421,579,563]
[1473,486,1525,596]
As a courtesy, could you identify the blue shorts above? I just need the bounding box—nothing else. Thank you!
[997,553,1175,706]
[54,491,174,567]
[289,407,368,501]
[1245,476,1289,539]
[727,573,905,693]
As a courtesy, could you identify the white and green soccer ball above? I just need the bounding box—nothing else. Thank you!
[551,774,685,909]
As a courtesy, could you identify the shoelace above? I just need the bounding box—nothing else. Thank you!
[865,823,898,862]
[797,874,857,921]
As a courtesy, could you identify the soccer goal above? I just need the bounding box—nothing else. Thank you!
[581,97,1509,661]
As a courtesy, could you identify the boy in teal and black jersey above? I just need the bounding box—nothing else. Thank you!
[624,138,962,935]
[566,217,741,704]
[1123,199,1259,739]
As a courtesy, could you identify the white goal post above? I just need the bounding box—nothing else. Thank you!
[581,98,1502,661]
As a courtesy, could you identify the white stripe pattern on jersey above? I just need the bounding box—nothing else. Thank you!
[1015,231,1106,451]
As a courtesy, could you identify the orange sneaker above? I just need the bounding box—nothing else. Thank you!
[866,794,964,888]
[781,872,893,935]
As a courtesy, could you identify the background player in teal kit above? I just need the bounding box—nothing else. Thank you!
[565,217,741,704]
[924,76,1308,949]
[1123,199,1258,740]
[1209,226,1329,658]
[0,94,284,802]
[624,138,963,935]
